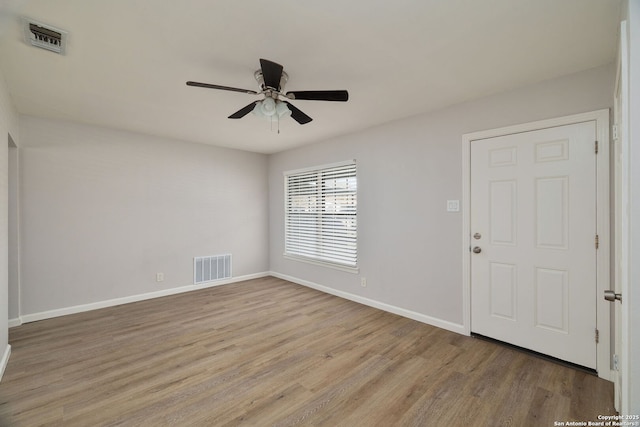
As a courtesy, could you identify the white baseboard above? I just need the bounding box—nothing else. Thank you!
[0,344,11,382]
[19,272,270,324]
[16,271,466,336]
[270,271,466,335]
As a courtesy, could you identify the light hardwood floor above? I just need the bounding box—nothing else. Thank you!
[0,277,615,426]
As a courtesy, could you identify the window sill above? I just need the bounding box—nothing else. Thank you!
[283,254,359,274]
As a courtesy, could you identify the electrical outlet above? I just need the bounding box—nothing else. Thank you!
[360,277,367,287]
[156,272,164,282]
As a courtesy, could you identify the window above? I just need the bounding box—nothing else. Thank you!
[284,161,357,271]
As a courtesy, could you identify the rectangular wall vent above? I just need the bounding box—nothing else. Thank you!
[23,18,68,55]
[194,254,232,285]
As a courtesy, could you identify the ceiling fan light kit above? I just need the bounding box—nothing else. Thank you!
[252,98,291,120]
[249,98,292,134]
[186,58,348,127]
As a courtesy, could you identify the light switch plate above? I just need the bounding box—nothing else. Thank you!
[447,200,460,212]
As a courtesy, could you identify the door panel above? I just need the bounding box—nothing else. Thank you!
[490,180,517,245]
[471,121,597,369]
[489,262,517,320]
[534,267,568,333]
[535,176,568,249]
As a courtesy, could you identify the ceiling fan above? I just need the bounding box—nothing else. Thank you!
[186,59,349,125]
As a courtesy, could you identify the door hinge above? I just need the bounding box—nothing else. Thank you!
[595,140,599,154]
[595,234,599,249]
[595,328,600,344]
[613,354,619,371]
[613,125,619,141]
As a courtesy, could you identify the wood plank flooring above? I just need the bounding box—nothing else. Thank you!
[0,277,615,426]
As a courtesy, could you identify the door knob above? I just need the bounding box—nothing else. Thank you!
[604,290,622,302]
[472,246,482,254]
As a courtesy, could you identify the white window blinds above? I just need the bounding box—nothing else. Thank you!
[285,161,357,269]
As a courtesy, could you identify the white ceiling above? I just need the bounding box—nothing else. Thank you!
[0,0,622,154]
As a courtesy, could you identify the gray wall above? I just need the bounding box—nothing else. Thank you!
[17,116,269,316]
[8,141,18,321]
[269,64,614,328]
[0,68,18,376]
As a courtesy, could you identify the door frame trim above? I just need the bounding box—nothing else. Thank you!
[461,109,611,380]
[613,19,629,412]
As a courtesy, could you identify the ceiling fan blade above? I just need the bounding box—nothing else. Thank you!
[186,81,258,95]
[286,90,349,102]
[283,101,313,125]
[259,59,284,90]
[228,101,259,119]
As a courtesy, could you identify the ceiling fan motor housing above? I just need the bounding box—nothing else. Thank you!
[254,69,288,92]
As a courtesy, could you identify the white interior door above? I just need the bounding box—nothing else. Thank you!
[470,121,598,369]
[612,19,629,413]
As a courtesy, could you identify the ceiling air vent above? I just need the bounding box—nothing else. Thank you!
[23,18,67,55]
